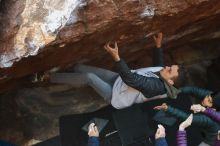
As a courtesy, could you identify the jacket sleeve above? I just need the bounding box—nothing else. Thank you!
[203,108,220,123]
[88,137,99,146]
[176,130,187,146]
[115,59,165,97]
[167,106,215,127]
[152,48,164,67]
[179,86,212,101]
[155,138,168,146]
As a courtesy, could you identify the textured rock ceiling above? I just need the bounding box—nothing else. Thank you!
[0,0,220,92]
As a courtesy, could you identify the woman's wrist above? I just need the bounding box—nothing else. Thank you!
[201,106,206,112]
[179,126,185,131]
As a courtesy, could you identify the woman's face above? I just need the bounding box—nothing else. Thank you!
[201,95,213,107]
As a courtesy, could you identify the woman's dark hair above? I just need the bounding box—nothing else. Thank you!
[211,92,220,111]
[173,65,186,88]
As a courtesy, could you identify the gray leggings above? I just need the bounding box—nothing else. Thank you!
[49,64,118,102]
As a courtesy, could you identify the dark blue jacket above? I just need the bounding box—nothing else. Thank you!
[203,108,220,146]
[0,140,17,146]
[179,86,212,101]
[175,109,220,146]
[88,137,99,146]
[155,137,168,146]
[167,106,220,145]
